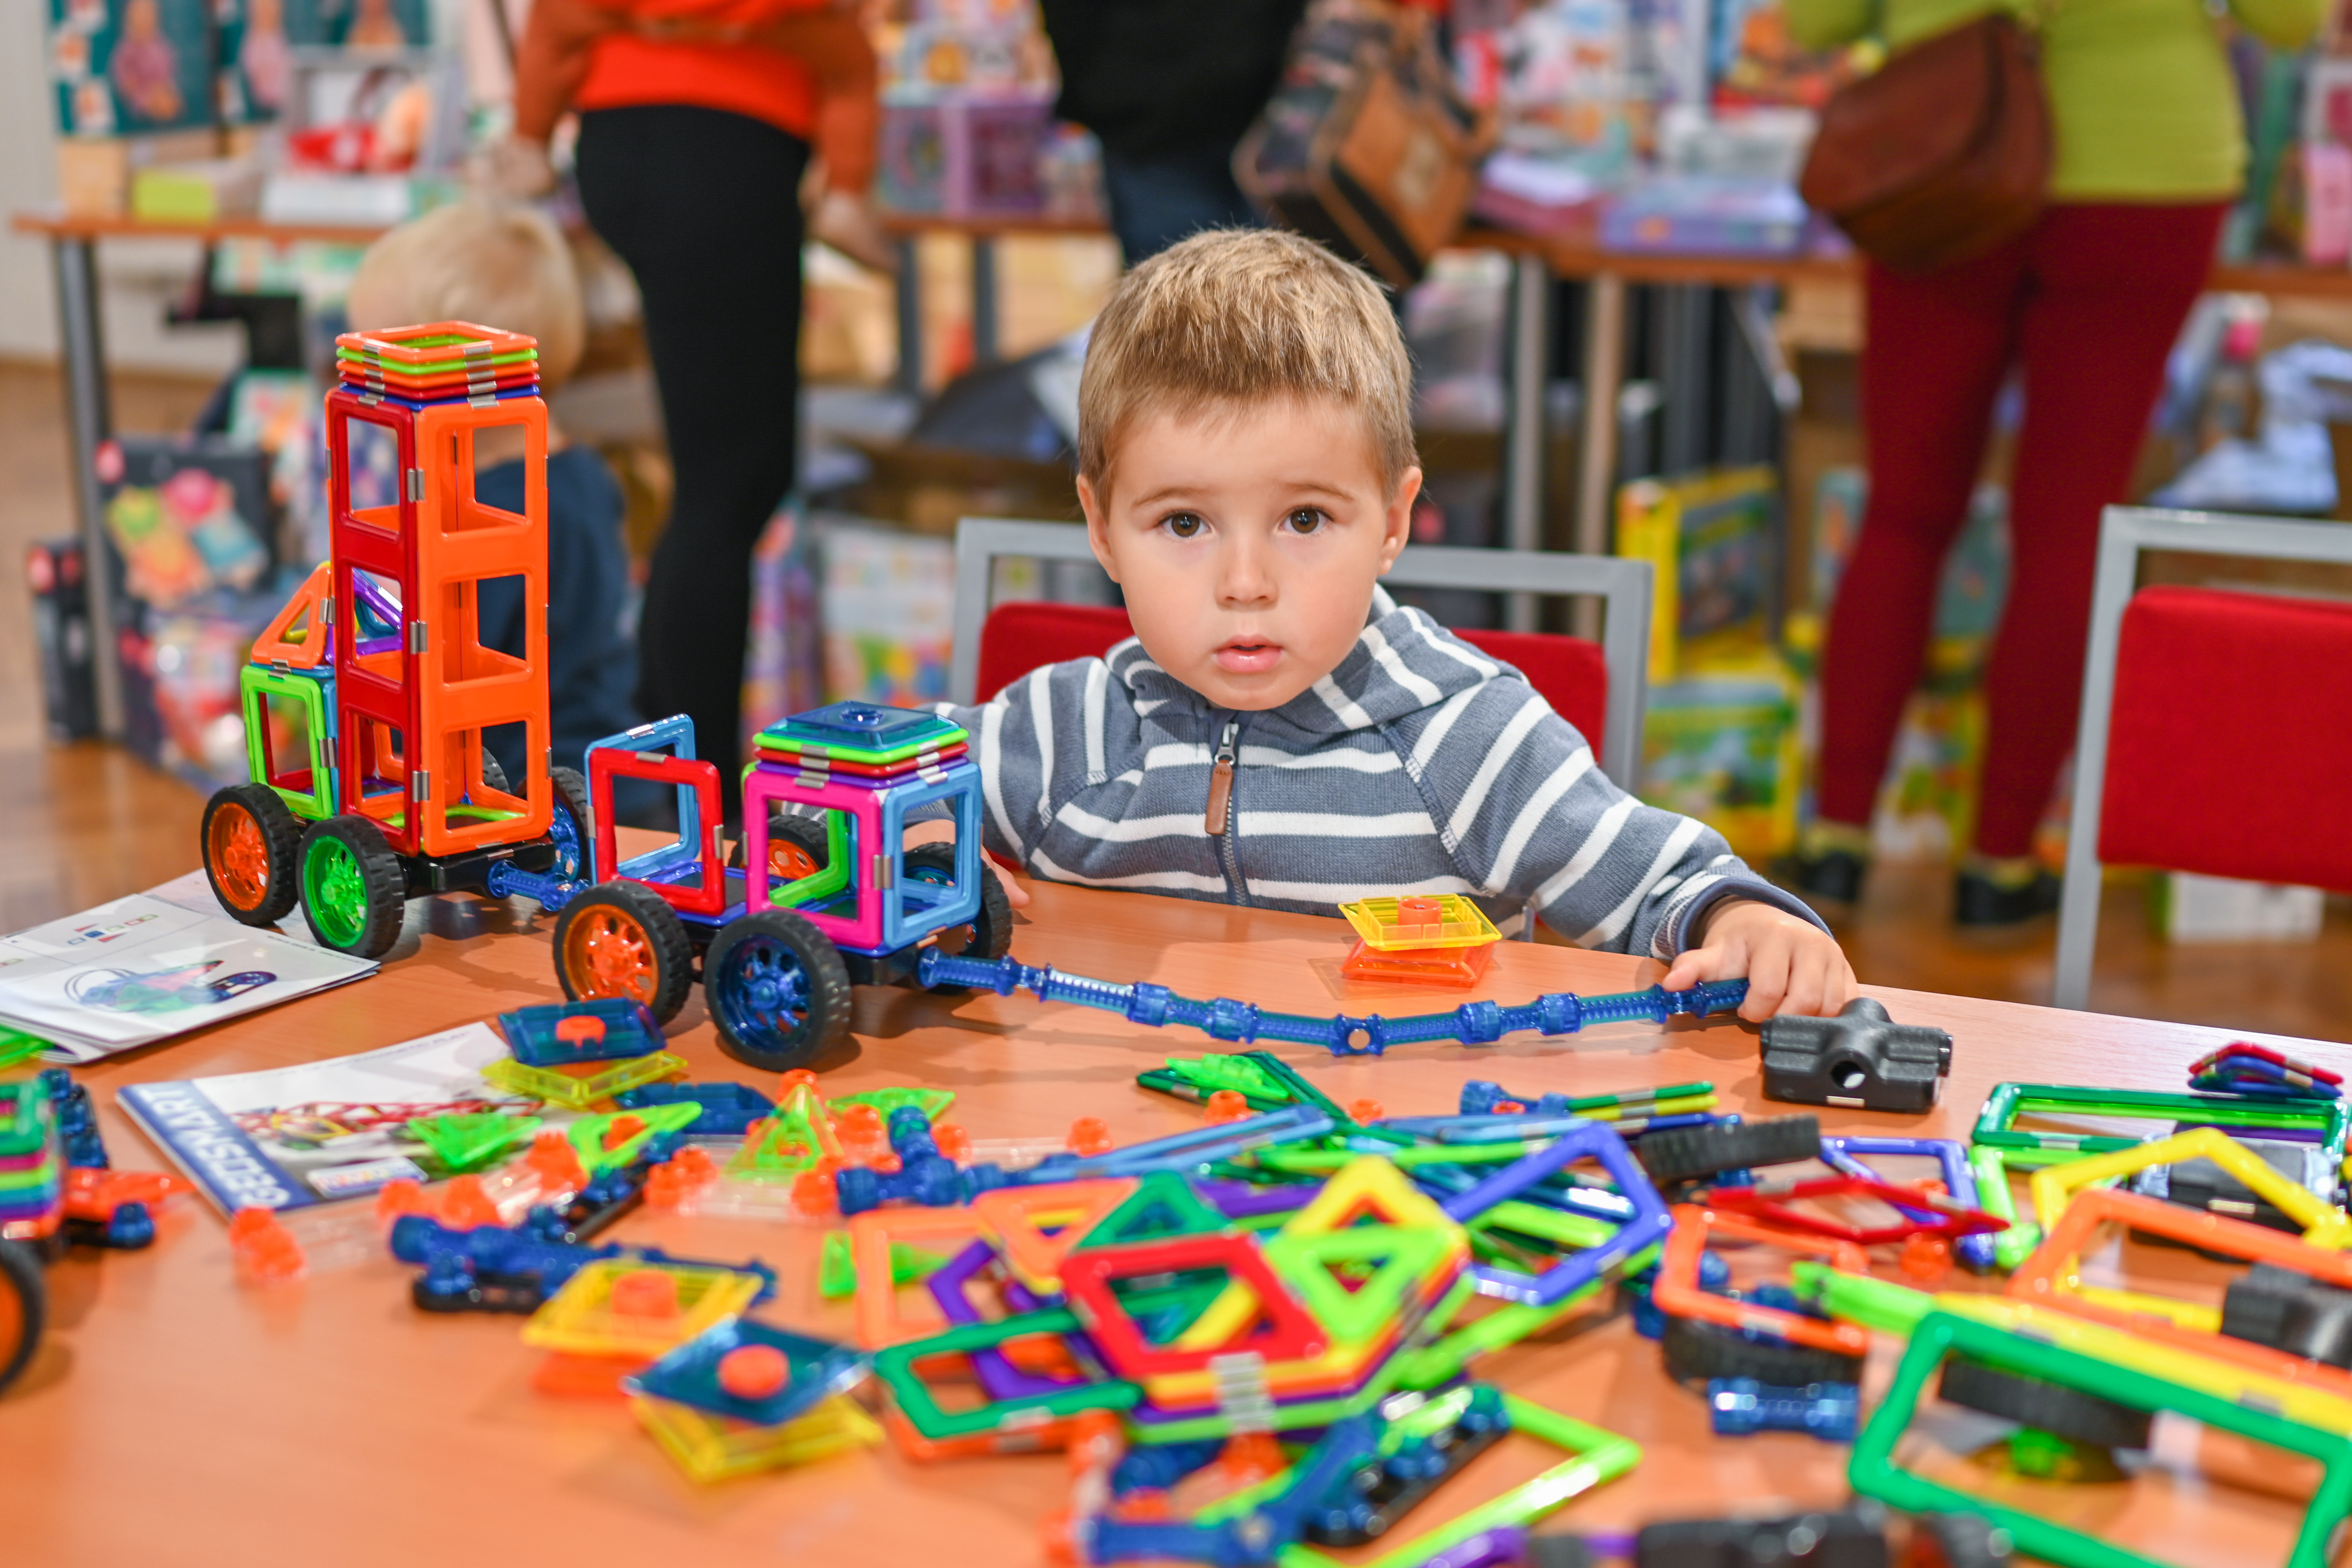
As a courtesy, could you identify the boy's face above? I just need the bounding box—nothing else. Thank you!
[1078,397,1419,713]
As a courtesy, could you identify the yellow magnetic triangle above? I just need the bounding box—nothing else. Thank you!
[1177,1157,1454,1349]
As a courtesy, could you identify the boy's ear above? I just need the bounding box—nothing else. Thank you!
[1375,465,1422,577]
[1078,474,1122,584]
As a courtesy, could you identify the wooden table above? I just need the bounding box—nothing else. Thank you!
[3,862,2336,1567]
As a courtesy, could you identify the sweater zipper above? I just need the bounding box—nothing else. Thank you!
[1204,718,1248,905]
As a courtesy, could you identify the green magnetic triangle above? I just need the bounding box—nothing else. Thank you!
[818,1231,951,1299]
[1164,1054,1290,1100]
[566,1102,701,1175]
[730,1097,830,1181]
[1075,1169,1230,1252]
[828,1087,954,1123]
[406,1111,540,1173]
[1262,1224,1458,1343]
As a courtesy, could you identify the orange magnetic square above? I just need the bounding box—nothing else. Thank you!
[849,1205,998,1349]
[1650,1203,1871,1358]
[1339,939,1495,988]
[970,1179,1141,1293]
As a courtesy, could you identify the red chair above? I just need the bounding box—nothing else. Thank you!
[2053,506,2352,1008]
[974,602,1614,751]
[952,519,1655,789]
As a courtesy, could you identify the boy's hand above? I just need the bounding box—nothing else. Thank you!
[1662,898,1854,1022]
[903,819,1030,909]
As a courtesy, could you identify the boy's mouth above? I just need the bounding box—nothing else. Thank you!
[1213,638,1282,675]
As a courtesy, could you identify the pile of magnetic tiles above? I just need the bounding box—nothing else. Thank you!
[460,1052,1702,1566]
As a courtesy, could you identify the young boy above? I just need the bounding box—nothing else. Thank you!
[931,229,1855,1021]
[346,201,643,792]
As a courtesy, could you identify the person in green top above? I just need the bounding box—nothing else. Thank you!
[1780,0,2325,926]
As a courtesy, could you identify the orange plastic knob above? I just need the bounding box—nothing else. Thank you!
[716,1343,792,1399]
[610,1269,680,1318]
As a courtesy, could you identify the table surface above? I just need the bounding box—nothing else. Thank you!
[2,854,2340,1568]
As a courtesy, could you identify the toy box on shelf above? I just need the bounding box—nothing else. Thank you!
[742,503,827,756]
[1639,650,1803,863]
[26,539,100,743]
[1615,465,1777,684]
[818,517,954,707]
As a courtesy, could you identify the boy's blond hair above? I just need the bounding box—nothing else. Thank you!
[347,200,586,386]
[1078,229,1416,497]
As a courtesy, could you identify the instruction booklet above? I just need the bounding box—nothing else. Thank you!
[117,1021,540,1214]
[0,879,378,1064]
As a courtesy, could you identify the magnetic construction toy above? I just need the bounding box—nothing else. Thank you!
[1758,997,1952,1113]
[547,704,1010,1072]
[197,322,591,958]
[916,950,1749,1057]
[1334,893,1503,988]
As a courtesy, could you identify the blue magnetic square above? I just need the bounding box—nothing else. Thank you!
[497,998,662,1066]
[765,701,960,754]
[342,382,541,412]
[614,1081,774,1135]
[624,1318,869,1426]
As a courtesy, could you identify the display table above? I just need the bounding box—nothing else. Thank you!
[0,849,2330,1565]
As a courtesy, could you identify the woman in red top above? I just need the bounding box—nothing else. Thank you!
[505,0,876,816]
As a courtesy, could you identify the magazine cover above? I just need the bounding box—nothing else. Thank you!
[118,1021,540,1213]
[0,892,376,1064]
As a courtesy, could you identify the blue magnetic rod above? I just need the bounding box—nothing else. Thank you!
[917,951,1748,1059]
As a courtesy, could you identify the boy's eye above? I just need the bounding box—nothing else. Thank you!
[1161,512,1206,539]
[1284,508,1327,534]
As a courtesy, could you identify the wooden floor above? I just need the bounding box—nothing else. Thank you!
[1,359,2345,1043]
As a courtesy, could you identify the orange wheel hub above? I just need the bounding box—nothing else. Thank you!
[565,907,656,1002]
[770,842,820,881]
[207,803,270,909]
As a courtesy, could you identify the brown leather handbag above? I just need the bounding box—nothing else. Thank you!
[1798,13,2052,273]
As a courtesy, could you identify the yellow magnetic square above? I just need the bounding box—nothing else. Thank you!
[483,1051,686,1109]
[2028,1125,2352,1247]
[522,1260,765,1358]
[1338,896,1501,953]
[634,1394,882,1482]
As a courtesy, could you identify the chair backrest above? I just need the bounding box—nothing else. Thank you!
[2053,505,2352,1010]
[977,602,1612,751]
[952,518,1653,790]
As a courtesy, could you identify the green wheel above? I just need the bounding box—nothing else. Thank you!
[297,816,408,958]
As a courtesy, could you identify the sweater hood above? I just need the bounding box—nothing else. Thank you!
[1105,585,1505,743]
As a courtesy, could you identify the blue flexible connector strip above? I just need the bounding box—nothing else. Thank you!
[917,951,1748,1058]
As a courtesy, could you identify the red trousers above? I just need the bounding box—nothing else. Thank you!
[1816,201,2230,857]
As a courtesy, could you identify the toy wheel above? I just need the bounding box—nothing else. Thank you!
[704,908,853,1073]
[478,747,510,798]
[903,841,1014,977]
[546,767,593,883]
[1636,1115,1822,1185]
[727,811,830,882]
[1936,1358,2152,1450]
[0,1237,45,1395]
[553,881,694,1023]
[1661,1314,1862,1388]
[201,783,302,925]
[297,816,408,958]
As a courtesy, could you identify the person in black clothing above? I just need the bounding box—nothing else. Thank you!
[1039,0,1309,266]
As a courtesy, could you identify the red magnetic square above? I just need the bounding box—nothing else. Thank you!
[1057,1232,1326,1379]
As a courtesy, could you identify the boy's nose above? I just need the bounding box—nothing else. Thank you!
[1216,539,1276,607]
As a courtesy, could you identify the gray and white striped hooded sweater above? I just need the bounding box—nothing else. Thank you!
[939,588,1827,959]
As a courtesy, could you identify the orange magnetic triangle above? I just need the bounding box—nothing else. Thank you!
[971,1178,1141,1292]
[249,562,333,670]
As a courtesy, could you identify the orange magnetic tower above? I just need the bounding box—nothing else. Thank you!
[196,322,593,958]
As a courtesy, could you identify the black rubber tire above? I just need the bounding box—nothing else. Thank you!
[1909,1513,2014,1568]
[553,880,697,1024]
[1636,1114,1822,1184]
[201,782,303,925]
[478,748,511,798]
[1661,1313,1863,1388]
[546,767,593,884]
[702,908,854,1073]
[903,841,1014,982]
[727,811,831,879]
[0,1237,47,1395]
[295,815,408,958]
[1937,1358,2152,1450]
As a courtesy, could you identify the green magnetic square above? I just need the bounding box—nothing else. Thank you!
[241,663,335,820]
[873,1310,1140,1440]
[0,1082,52,1159]
[1974,1081,2349,1168]
[1851,1308,2352,1568]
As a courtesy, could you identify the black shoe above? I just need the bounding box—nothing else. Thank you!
[1954,868,2061,927]
[1774,848,1868,906]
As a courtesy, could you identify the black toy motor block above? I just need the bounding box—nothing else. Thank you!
[2221,1262,2352,1365]
[1761,999,1953,1113]
[1633,1508,1895,1568]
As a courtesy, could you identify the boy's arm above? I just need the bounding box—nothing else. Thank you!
[1416,683,1847,1014]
